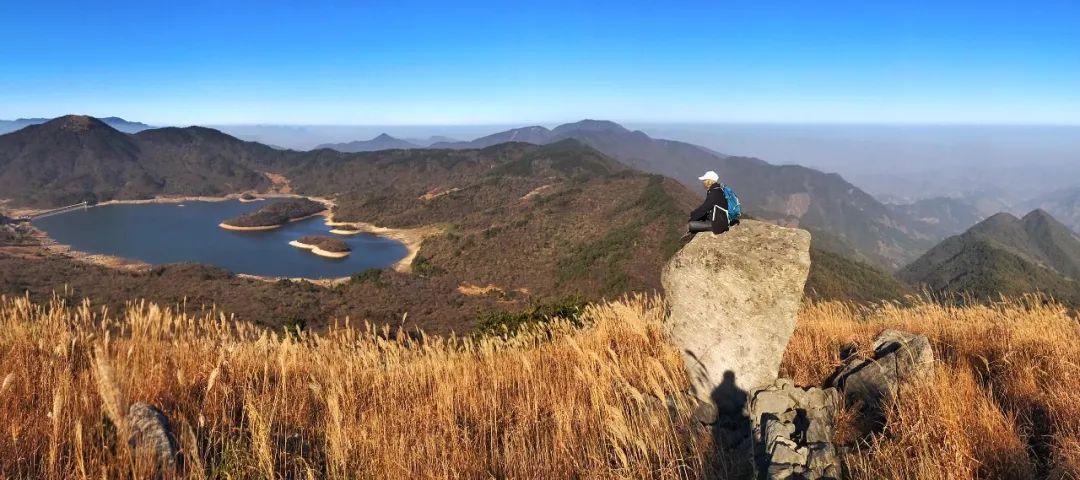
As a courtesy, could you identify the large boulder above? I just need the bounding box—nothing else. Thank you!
[662,220,812,407]
[827,329,935,430]
[126,402,180,472]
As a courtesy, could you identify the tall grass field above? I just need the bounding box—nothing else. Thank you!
[0,294,1076,478]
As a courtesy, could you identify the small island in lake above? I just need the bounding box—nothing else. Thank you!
[288,235,352,258]
[219,198,326,231]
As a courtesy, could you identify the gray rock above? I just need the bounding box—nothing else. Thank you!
[807,443,838,469]
[767,463,793,480]
[749,380,842,480]
[804,410,834,444]
[662,220,811,404]
[829,329,935,428]
[754,389,797,416]
[764,420,796,447]
[873,329,934,383]
[771,438,808,465]
[126,402,179,471]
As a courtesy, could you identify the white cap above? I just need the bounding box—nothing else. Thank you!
[698,171,719,182]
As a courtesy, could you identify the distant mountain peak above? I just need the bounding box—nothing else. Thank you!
[43,115,113,133]
[981,212,1022,225]
[54,114,93,123]
[1023,209,1054,221]
[552,119,629,135]
[315,132,417,152]
[1,114,152,135]
[902,207,1080,302]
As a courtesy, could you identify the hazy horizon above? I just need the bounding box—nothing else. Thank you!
[6,115,1077,206]
[4,0,1079,210]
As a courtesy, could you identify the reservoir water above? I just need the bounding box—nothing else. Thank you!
[33,200,409,279]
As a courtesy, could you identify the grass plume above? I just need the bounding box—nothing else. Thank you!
[0,293,1076,478]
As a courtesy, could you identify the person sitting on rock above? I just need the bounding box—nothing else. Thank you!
[683,170,741,240]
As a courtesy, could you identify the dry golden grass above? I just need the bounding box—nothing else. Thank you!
[0,294,1077,478]
[0,295,711,479]
[785,298,1080,479]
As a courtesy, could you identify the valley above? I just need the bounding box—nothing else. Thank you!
[4,114,1075,330]
[0,115,933,333]
[2,115,1078,333]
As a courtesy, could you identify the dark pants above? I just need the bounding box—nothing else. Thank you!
[688,219,735,235]
[688,220,713,233]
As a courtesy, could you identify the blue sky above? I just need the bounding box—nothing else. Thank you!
[1,0,1078,125]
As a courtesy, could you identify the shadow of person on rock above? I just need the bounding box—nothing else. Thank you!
[709,371,753,477]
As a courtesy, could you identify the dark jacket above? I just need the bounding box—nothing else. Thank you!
[689,184,730,234]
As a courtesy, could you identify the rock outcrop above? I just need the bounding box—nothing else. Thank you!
[126,402,179,471]
[749,380,842,480]
[828,329,935,429]
[662,220,812,405]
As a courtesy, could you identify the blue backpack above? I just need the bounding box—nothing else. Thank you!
[722,185,741,225]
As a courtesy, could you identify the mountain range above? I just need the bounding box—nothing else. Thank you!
[0,116,694,329]
[430,119,940,269]
[5,115,1078,327]
[900,209,1080,304]
[0,115,916,330]
[0,116,152,135]
[7,116,949,269]
[0,116,275,206]
[317,133,421,152]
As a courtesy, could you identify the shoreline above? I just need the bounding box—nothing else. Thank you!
[288,239,350,258]
[289,240,317,250]
[96,192,335,209]
[2,192,336,218]
[219,222,282,231]
[324,212,441,273]
[312,246,350,259]
[4,192,435,283]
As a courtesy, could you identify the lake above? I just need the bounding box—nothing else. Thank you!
[33,200,409,279]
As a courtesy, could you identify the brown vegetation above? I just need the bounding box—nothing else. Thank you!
[0,221,37,247]
[784,298,1080,478]
[294,236,350,253]
[3,120,905,325]
[0,253,518,334]
[263,172,293,194]
[0,294,1076,478]
[0,294,710,478]
[220,198,326,229]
